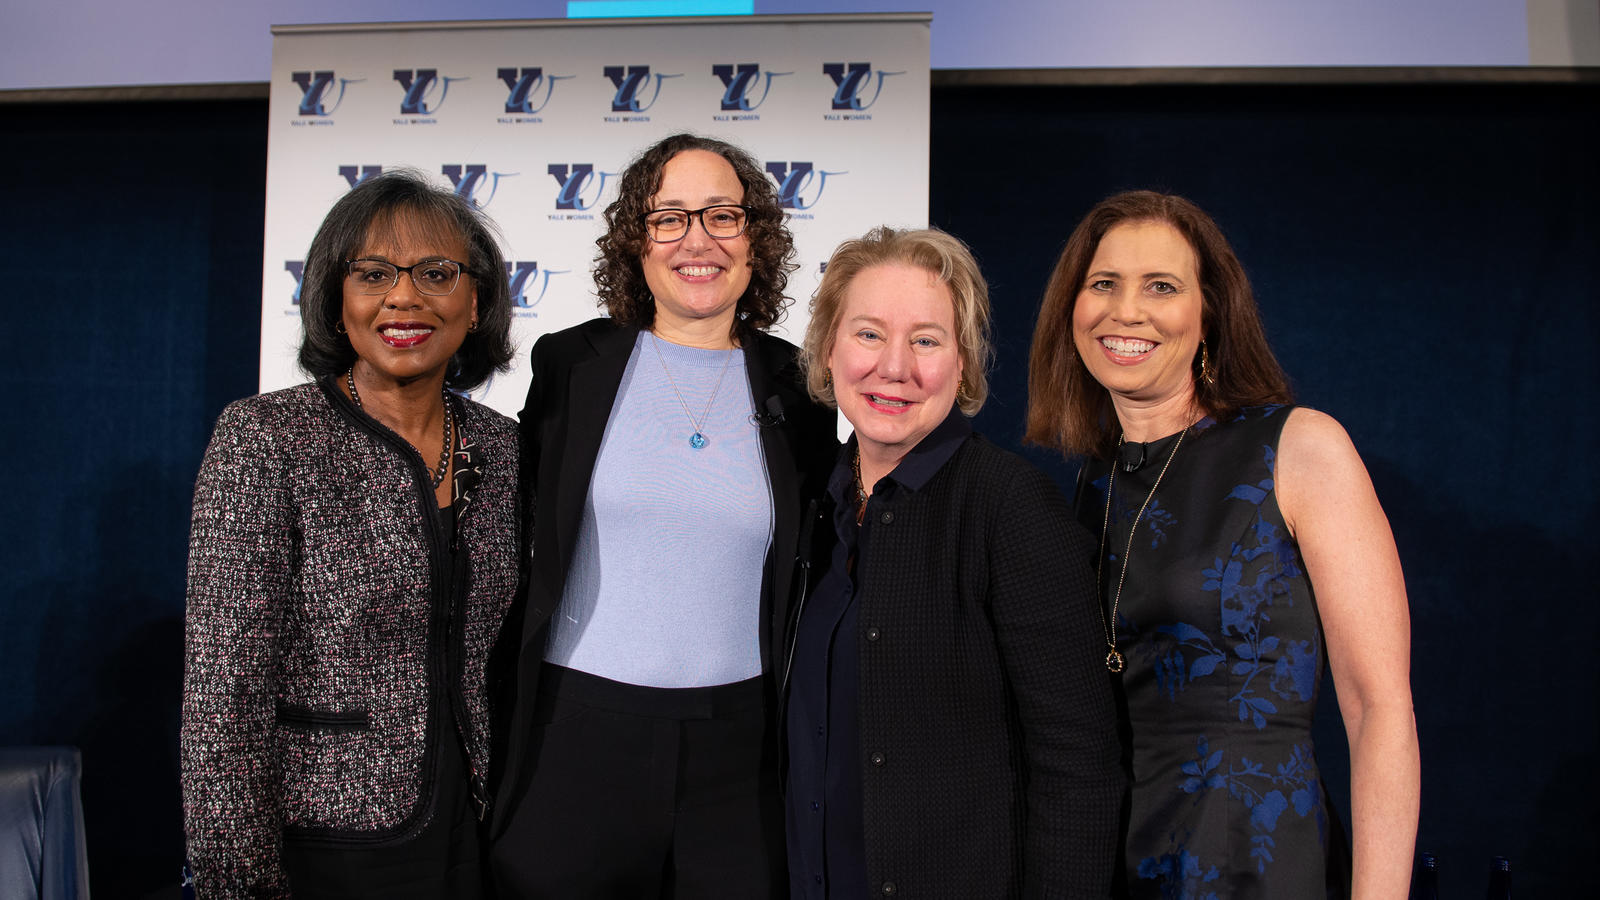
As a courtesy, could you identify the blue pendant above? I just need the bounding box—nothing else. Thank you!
[689,432,708,450]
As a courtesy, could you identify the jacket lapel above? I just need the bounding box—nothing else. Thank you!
[745,333,804,667]
[552,323,639,591]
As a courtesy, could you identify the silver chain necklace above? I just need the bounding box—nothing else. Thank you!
[650,333,734,450]
[346,367,453,489]
[1095,427,1187,673]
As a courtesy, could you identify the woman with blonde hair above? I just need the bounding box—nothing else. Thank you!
[785,225,1122,898]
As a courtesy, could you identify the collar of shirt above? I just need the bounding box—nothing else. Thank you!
[825,404,973,511]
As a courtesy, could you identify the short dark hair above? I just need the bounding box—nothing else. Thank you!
[296,169,514,391]
[802,227,994,415]
[1026,190,1293,459]
[593,133,796,340]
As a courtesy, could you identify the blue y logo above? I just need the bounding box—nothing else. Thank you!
[712,63,790,111]
[764,162,846,211]
[394,69,466,115]
[547,164,613,211]
[822,62,903,111]
[338,165,383,189]
[506,261,569,310]
[441,165,515,209]
[284,261,305,305]
[498,67,572,114]
[292,71,357,116]
[604,65,681,113]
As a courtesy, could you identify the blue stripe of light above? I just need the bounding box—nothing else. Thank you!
[568,0,754,18]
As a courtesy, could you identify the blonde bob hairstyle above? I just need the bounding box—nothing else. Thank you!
[801,226,993,416]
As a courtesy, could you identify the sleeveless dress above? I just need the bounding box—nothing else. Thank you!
[1074,406,1351,900]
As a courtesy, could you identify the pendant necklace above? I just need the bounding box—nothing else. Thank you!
[850,446,869,524]
[346,367,453,489]
[651,332,734,450]
[1095,426,1186,673]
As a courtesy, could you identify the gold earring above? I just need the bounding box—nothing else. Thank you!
[1199,341,1216,386]
[823,368,833,389]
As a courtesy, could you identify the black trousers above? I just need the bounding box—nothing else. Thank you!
[490,664,784,899]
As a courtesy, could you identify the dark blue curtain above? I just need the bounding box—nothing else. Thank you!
[1,79,1593,896]
[2,99,266,895]
[938,81,1598,898]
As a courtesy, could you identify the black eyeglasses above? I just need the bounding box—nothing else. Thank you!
[641,205,752,243]
[345,258,467,296]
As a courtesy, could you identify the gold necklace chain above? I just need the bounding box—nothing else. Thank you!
[346,367,453,489]
[850,446,869,524]
[1095,427,1187,674]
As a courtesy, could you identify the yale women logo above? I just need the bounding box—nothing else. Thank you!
[292,71,361,119]
[394,69,466,118]
[442,164,516,209]
[764,161,847,211]
[712,63,790,112]
[604,65,682,115]
[822,62,902,118]
[547,164,615,212]
[498,67,574,116]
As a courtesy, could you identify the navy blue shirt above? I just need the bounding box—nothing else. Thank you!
[785,409,973,898]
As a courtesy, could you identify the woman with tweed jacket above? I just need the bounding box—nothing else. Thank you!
[181,171,519,899]
[783,227,1124,898]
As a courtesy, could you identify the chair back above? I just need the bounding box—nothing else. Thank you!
[0,746,91,900]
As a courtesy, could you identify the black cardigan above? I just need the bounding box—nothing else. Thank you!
[795,431,1124,898]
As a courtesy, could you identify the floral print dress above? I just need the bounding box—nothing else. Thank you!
[1076,406,1350,900]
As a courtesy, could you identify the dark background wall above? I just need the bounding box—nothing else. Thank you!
[2,98,269,894]
[2,77,1594,896]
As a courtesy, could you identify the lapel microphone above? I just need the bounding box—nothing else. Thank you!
[1118,440,1147,473]
[750,395,786,427]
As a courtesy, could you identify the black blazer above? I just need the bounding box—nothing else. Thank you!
[795,432,1124,898]
[490,317,837,837]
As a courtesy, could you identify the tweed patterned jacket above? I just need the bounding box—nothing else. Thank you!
[180,379,520,898]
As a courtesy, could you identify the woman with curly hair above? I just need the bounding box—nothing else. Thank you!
[489,133,838,898]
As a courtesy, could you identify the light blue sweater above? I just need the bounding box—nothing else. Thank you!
[543,331,774,688]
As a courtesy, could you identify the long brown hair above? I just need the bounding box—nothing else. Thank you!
[1026,190,1292,459]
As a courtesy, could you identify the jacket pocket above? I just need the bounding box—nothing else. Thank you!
[275,701,371,733]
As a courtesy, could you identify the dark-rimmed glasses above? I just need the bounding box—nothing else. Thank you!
[345,258,467,296]
[642,205,752,243]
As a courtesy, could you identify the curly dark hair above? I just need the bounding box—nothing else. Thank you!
[593,133,796,340]
[1026,190,1293,459]
[296,169,514,391]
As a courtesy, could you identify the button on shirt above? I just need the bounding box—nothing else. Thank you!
[785,409,973,899]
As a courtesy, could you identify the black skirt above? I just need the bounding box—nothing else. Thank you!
[281,728,484,899]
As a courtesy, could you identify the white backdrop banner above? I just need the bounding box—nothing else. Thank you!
[262,13,931,415]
